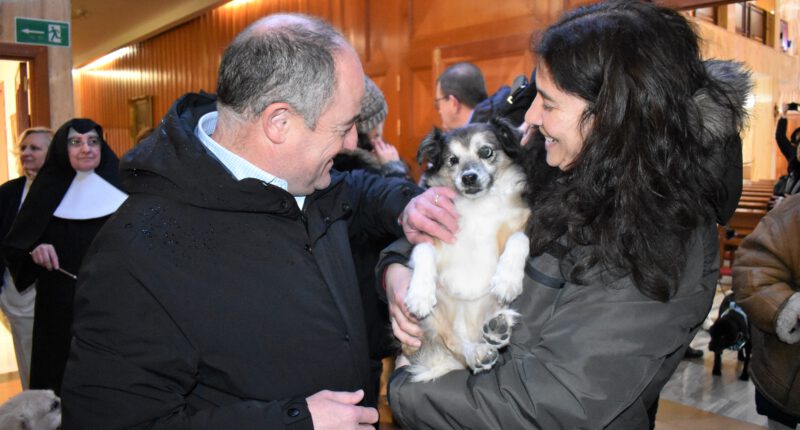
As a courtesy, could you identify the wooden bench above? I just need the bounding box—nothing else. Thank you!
[719,208,767,274]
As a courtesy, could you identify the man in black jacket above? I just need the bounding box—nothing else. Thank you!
[61,14,419,429]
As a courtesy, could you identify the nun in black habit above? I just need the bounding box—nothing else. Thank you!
[2,118,127,394]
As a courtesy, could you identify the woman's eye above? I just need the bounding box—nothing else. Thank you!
[478,147,494,159]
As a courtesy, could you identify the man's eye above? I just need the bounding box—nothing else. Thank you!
[478,147,494,159]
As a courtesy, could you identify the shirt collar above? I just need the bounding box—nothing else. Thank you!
[195,111,305,209]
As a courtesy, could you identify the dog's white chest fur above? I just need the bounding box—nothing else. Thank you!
[437,195,525,300]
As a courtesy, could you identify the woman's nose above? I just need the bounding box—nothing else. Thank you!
[525,95,543,126]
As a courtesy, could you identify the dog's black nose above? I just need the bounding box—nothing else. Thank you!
[461,172,478,186]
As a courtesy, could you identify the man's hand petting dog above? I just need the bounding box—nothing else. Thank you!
[306,389,378,430]
[400,187,459,245]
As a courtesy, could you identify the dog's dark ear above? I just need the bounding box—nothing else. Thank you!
[489,116,522,160]
[416,127,445,171]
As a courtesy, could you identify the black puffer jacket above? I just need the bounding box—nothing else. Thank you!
[61,92,419,429]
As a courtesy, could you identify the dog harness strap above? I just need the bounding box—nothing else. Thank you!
[719,304,749,351]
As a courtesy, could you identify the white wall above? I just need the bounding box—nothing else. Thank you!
[0,60,22,182]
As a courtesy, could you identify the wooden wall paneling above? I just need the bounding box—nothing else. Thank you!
[74,0,367,155]
[397,0,561,181]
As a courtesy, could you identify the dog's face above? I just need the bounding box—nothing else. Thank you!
[708,316,744,353]
[417,117,522,198]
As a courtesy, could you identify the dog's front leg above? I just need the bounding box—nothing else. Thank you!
[405,243,439,318]
[712,351,722,376]
[491,232,530,303]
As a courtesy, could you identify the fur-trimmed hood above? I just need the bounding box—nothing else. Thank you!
[694,60,752,141]
[696,60,753,224]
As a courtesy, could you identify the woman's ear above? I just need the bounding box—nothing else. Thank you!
[262,103,293,144]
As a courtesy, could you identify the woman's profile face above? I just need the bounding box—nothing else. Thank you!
[525,64,591,171]
[66,128,102,172]
[19,132,51,175]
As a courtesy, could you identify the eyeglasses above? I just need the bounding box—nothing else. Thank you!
[67,137,101,148]
[433,95,450,108]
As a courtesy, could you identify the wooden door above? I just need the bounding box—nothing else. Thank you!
[0,84,8,182]
[15,62,31,134]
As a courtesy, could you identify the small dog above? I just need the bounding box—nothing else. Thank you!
[403,117,531,382]
[708,293,751,380]
[0,389,61,430]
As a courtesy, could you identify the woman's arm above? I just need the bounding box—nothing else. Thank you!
[733,195,800,342]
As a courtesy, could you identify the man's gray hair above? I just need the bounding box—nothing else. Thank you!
[216,14,347,129]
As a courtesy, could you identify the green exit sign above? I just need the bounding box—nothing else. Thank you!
[15,17,70,47]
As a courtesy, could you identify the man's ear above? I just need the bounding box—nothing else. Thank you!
[262,103,293,144]
[449,95,465,113]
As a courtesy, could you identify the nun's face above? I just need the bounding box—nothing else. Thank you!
[67,128,102,172]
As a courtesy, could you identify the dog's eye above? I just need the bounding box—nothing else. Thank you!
[478,147,494,159]
[447,155,459,166]
[51,399,61,411]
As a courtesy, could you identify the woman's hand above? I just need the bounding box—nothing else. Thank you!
[400,187,459,245]
[30,244,59,271]
[385,263,423,348]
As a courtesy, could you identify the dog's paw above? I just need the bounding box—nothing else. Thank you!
[405,275,437,318]
[490,271,524,304]
[469,344,499,373]
[482,309,518,348]
[405,290,436,319]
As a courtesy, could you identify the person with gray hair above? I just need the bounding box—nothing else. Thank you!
[433,62,488,130]
[0,126,52,390]
[61,13,420,429]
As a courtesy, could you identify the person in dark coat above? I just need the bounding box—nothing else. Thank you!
[61,14,420,429]
[774,107,800,197]
[0,126,52,389]
[2,119,126,395]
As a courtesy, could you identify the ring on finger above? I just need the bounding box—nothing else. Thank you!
[434,193,440,205]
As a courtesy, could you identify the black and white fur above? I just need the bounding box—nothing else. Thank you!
[708,293,751,380]
[0,389,61,430]
[403,117,531,382]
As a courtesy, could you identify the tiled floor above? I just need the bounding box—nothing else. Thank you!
[660,282,766,428]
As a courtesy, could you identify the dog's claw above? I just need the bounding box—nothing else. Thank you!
[490,267,524,304]
[405,278,437,318]
[470,344,499,373]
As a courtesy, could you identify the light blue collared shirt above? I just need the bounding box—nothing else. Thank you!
[195,111,305,208]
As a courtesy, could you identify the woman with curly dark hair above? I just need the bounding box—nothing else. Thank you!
[381,1,751,428]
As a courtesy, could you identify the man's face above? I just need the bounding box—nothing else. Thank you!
[285,49,364,195]
[434,83,458,131]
